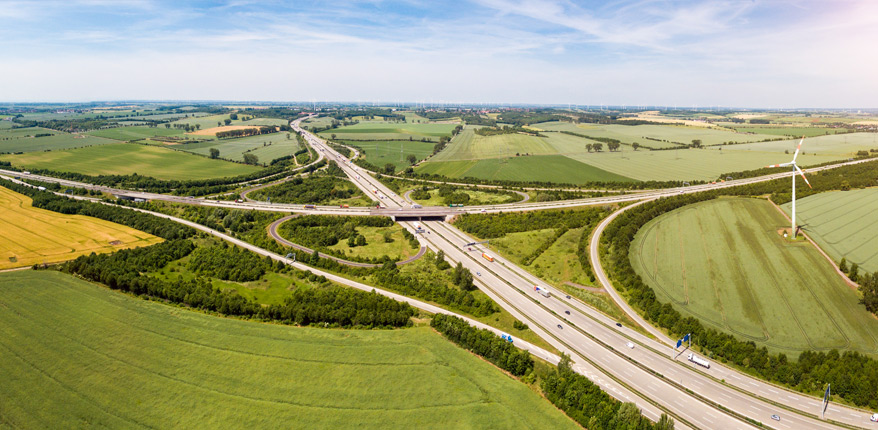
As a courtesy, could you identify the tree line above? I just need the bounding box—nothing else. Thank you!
[188,243,272,282]
[278,215,404,264]
[430,314,534,376]
[215,126,277,139]
[60,239,415,328]
[248,175,361,204]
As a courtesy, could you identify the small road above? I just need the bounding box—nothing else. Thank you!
[267,215,426,268]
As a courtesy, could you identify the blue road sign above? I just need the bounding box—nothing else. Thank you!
[683,333,690,343]
[676,339,682,349]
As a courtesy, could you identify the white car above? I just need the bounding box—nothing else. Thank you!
[626,342,635,349]
[870,413,878,422]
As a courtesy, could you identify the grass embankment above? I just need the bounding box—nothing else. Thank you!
[630,197,878,356]
[782,188,878,273]
[0,186,162,269]
[0,143,259,181]
[0,270,575,429]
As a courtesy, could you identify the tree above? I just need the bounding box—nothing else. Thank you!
[229,113,238,120]
[406,154,417,165]
[850,263,860,282]
[195,124,201,130]
[243,153,259,165]
[384,163,395,174]
[331,133,337,140]
[164,124,171,129]
[586,143,593,153]
[840,258,849,273]
[691,139,703,148]
[224,119,232,126]
[593,143,603,152]
[608,142,620,151]
[217,121,222,127]
[632,142,640,151]
[209,148,220,159]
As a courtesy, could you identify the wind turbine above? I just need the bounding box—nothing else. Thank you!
[766,136,811,238]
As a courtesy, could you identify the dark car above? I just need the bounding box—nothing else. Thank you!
[616,322,622,327]
[565,310,570,315]
[566,295,571,299]
[557,324,563,329]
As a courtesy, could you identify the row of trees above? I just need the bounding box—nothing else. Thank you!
[542,355,675,430]
[215,126,276,139]
[430,314,534,376]
[454,206,606,239]
[278,215,401,263]
[61,239,416,328]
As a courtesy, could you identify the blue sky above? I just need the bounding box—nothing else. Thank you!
[1,0,875,107]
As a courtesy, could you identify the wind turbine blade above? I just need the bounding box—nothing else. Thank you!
[792,136,805,162]
[766,162,792,168]
[795,165,812,189]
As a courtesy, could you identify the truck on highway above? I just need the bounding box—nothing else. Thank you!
[339,204,349,208]
[371,188,378,194]
[303,204,316,209]
[482,253,494,262]
[500,333,514,343]
[413,223,424,233]
[411,203,422,209]
[688,353,710,369]
[534,285,551,298]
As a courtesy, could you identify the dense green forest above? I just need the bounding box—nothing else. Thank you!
[248,175,362,204]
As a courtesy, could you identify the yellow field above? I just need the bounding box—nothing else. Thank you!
[0,187,162,269]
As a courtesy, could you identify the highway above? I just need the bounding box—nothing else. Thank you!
[292,120,874,429]
[3,115,875,428]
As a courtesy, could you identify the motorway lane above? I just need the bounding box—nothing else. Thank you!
[432,223,851,430]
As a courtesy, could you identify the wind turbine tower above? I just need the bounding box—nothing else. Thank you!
[766,136,812,238]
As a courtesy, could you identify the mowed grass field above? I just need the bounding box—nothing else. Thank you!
[87,125,185,141]
[343,140,435,170]
[0,186,161,269]
[536,121,779,146]
[630,197,878,356]
[0,143,259,180]
[417,155,633,184]
[1,127,118,153]
[175,132,301,163]
[782,188,878,273]
[0,270,576,429]
[319,121,457,141]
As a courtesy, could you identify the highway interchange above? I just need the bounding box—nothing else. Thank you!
[2,116,876,429]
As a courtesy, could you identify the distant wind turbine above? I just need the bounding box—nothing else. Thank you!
[766,136,812,238]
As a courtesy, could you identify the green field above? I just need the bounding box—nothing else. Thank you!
[320,121,457,141]
[536,121,780,147]
[630,197,878,356]
[726,125,847,137]
[1,127,118,153]
[429,126,556,162]
[87,125,185,141]
[343,140,435,170]
[0,143,258,180]
[417,154,634,184]
[170,113,249,130]
[781,188,878,273]
[326,225,419,260]
[0,270,575,429]
[175,132,301,163]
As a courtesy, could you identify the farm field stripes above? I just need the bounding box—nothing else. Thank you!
[0,186,162,269]
[173,132,301,163]
[534,121,781,146]
[416,155,634,184]
[319,121,457,141]
[1,127,119,153]
[782,188,878,273]
[87,125,184,141]
[630,197,878,356]
[0,143,259,181]
[342,140,435,170]
[0,271,577,430]
[429,127,556,162]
